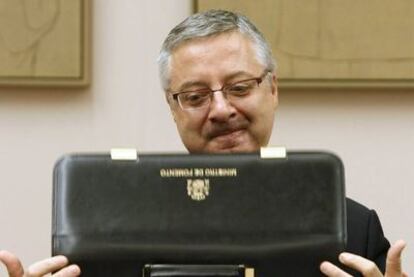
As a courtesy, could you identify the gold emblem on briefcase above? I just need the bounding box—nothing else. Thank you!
[187,179,209,201]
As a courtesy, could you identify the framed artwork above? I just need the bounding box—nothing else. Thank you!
[0,0,90,87]
[195,0,414,89]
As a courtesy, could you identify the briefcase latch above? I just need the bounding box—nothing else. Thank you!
[110,148,138,160]
[260,146,286,159]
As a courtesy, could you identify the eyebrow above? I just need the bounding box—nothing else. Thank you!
[224,70,257,81]
[173,70,259,92]
[175,81,209,92]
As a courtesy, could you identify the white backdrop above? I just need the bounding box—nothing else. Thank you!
[0,0,412,274]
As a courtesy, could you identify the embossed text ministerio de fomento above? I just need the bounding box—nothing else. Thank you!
[160,168,237,178]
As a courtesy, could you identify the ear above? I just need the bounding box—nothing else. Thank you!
[165,92,177,122]
[171,109,177,122]
[270,72,279,110]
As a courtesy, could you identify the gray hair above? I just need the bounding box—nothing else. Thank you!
[157,9,276,91]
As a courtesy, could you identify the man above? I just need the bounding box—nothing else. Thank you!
[0,9,407,277]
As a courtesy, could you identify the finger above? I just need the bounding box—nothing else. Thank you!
[0,250,24,277]
[25,255,68,277]
[385,240,406,276]
[53,264,81,277]
[320,261,353,277]
[402,273,408,277]
[338,252,382,276]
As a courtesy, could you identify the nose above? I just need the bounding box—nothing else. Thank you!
[207,91,237,122]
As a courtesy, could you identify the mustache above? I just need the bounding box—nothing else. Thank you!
[205,120,249,139]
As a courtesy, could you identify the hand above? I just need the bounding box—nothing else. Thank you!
[0,250,80,277]
[320,240,408,277]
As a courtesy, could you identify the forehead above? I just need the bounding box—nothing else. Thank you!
[169,31,264,86]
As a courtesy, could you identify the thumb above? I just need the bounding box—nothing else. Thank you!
[385,240,406,276]
[0,250,24,277]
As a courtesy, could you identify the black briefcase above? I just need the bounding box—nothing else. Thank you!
[52,149,346,276]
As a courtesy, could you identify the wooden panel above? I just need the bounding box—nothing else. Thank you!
[0,0,90,87]
[195,0,414,88]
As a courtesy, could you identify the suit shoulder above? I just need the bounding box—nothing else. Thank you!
[346,197,372,219]
[345,197,375,243]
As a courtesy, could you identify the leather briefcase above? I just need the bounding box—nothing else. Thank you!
[52,149,346,276]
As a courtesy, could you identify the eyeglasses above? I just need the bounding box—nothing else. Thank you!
[170,70,271,110]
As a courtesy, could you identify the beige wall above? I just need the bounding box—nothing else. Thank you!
[0,0,412,274]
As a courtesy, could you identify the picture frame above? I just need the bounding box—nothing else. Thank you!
[195,0,414,89]
[0,0,90,87]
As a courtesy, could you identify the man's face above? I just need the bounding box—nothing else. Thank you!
[167,31,278,153]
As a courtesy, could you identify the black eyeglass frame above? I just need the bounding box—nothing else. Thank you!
[169,70,272,110]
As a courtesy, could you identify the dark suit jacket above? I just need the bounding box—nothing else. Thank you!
[344,198,390,276]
